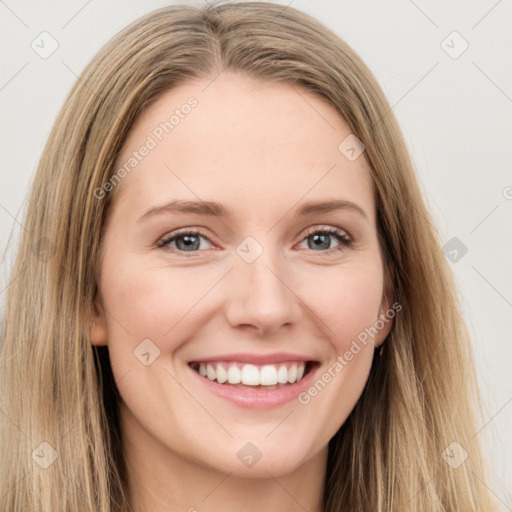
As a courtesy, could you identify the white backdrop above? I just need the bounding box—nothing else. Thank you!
[1,0,511,506]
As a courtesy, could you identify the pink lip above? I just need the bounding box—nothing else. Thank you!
[188,352,315,365]
[187,361,320,409]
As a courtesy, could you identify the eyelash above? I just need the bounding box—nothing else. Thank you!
[156,226,353,257]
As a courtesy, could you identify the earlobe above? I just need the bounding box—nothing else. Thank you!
[90,295,108,346]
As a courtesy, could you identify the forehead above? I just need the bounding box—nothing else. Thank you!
[110,73,374,221]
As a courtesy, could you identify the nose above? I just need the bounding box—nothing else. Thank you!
[224,250,302,336]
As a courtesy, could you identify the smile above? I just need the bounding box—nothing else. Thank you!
[188,361,314,387]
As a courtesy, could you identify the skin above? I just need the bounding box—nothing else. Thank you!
[91,73,392,512]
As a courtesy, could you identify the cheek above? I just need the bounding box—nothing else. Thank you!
[100,256,214,341]
[304,263,385,350]
[100,250,385,355]
[291,265,385,452]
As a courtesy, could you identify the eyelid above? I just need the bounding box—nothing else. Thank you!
[299,224,352,242]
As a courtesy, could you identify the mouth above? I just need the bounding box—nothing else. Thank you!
[187,360,318,390]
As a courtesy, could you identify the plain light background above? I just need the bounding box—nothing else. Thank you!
[1,0,511,506]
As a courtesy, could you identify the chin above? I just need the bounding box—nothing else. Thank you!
[194,438,318,479]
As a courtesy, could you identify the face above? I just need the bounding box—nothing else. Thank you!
[92,73,392,479]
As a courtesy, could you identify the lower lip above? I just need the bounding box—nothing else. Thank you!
[188,363,319,409]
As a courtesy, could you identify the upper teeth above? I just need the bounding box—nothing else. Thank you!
[196,362,306,386]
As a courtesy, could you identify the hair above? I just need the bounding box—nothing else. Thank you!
[0,2,496,511]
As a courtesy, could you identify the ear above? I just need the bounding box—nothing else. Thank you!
[90,293,109,346]
[375,266,395,348]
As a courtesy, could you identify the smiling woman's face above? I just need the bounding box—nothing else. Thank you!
[92,73,392,480]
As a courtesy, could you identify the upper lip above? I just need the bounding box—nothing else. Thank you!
[188,352,318,365]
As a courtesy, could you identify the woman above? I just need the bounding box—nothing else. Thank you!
[0,2,496,511]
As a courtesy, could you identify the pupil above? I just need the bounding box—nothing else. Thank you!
[309,233,330,250]
[177,235,199,251]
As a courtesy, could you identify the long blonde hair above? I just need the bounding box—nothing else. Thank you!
[0,2,495,510]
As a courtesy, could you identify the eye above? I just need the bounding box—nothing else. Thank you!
[157,230,213,253]
[157,226,353,255]
[296,226,352,254]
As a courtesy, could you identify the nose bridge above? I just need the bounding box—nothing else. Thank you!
[224,238,300,334]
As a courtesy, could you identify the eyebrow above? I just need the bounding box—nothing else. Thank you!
[137,198,368,222]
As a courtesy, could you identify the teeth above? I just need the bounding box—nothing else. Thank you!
[206,364,216,381]
[216,364,228,384]
[194,362,307,386]
[287,365,297,384]
[241,364,259,385]
[227,364,241,384]
[277,364,288,384]
[260,365,278,386]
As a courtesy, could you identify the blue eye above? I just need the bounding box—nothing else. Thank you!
[297,227,352,254]
[158,231,211,252]
[157,226,352,255]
